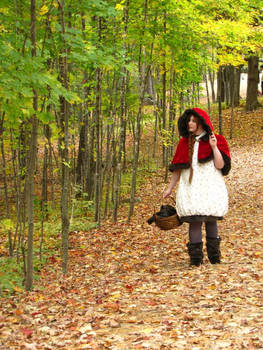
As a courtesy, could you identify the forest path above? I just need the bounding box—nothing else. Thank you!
[1,114,263,349]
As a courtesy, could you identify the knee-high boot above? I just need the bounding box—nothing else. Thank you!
[186,242,203,266]
[206,237,221,264]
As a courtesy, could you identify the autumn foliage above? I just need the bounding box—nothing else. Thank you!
[0,106,263,349]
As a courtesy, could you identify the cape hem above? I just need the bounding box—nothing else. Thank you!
[220,151,231,175]
[169,163,190,172]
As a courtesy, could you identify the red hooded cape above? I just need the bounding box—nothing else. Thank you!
[169,108,231,175]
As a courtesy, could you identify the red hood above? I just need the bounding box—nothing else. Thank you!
[192,108,213,132]
[178,108,213,138]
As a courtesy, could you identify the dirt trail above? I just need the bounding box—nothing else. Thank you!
[1,142,263,349]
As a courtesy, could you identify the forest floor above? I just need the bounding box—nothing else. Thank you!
[1,107,263,349]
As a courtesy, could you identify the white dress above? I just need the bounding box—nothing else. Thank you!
[176,135,228,221]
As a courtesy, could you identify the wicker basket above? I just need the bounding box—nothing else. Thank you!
[154,197,182,231]
[154,212,182,230]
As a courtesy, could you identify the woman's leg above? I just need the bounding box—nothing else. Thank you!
[205,221,218,239]
[189,222,202,243]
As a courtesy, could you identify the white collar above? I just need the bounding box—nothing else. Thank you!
[195,131,207,141]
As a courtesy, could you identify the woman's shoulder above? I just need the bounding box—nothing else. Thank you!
[178,137,188,144]
[214,134,227,141]
[214,134,230,148]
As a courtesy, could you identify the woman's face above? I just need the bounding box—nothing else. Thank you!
[188,115,204,135]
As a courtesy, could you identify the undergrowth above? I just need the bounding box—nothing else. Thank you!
[0,160,158,295]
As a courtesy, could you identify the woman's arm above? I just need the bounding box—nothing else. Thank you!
[163,170,181,198]
[209,133,225,169]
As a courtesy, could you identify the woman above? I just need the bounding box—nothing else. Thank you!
[163,108,231,266]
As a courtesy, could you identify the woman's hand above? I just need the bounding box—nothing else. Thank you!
[163,188,172,199]
[162,170,181,198]
[209,133,217,149]
[209,133,225,169]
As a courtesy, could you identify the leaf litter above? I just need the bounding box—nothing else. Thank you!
[0,108,263,349]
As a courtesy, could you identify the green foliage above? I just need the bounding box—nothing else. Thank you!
[160,129,176,148]
[0,219,14,232]
[1,0,261,131]
[0,250,50,295]
[0,257,24,295]
[70,220,98,232]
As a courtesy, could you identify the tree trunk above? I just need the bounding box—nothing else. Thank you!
[0,115,13,256]
[246,56,259,111]
[218,66,223,135]
[128,0,151,221]
[168,65,176,160]
[76,17,92,197]
[204,70,211,115]
[208,69,216,103]
[104,75,118,218]
[234,66,241,106]
[152,95,158,158]
[10,130,24,256]
[230,71,236,139]
[162,11,167,169]
[25,0,38,291]
[113,0,130,222]
[103,123,112,218]
[0,119,9,219]
[58,0,70,275]
[217,68,225,103]
[40,124,50,261]
[224,66,231,106]
[128,69,150,221]
[94,66,102,225]
[86,118,95,200]
[76,121,85,193]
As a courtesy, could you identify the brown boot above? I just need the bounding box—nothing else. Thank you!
[186,242,203,266]
[206,237,221,264]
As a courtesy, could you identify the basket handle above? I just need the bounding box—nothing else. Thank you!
[154,195,176,213]
[168,196,176,206]
[161,195,176,206]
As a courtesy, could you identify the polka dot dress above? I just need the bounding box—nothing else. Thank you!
[176,138,228,220]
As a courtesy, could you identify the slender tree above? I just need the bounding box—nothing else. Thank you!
[25,0,38,291]
[246,56,260,111]
[57,0,70,274]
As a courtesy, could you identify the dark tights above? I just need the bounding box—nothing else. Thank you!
[189,221,218,243]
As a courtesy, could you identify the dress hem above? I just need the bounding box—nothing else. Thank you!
[180,215,223,223]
